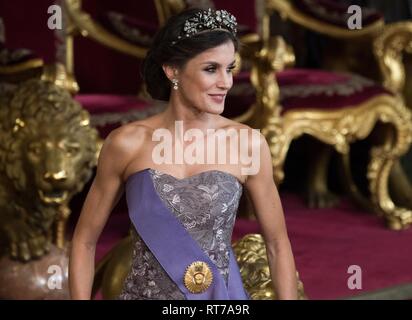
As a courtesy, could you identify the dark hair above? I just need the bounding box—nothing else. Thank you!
[142,8,239,101]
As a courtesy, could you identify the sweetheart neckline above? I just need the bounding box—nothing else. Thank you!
[125,168,244,186]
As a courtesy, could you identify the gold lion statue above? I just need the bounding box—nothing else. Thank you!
[0,79,99,261]
[233,234,307,300]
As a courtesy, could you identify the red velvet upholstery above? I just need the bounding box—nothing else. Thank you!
[293,0,383,27]
[277,68,391,113]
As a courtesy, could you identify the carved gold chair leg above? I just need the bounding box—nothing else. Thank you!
[373,21,412,222]
[339,151,378,214]
[305,144,339,209]
[389,161,412,209]
[368,120,412,230]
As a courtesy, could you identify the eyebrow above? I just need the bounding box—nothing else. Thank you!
[201,60,236,67]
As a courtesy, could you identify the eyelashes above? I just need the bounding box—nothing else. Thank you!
[204,65,236,73]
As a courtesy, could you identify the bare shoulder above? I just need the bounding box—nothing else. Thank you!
[218,116,265,144]
[105,122,153,153]
[98,121,155,174]
[218,116,251,131]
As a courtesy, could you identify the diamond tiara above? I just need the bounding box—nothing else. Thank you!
[172,8,237,45]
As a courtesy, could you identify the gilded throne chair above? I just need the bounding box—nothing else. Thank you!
[251,0,412,229]
[262,0,412,213]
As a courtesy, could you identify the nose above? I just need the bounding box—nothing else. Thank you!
[44,170,68,182]
[217,70,232,90]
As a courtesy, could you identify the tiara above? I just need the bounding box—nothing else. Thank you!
[172,9,237,45]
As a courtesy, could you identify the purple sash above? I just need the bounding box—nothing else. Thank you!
[126,169,249,300]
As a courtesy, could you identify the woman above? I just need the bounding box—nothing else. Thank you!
[69,8,298,300]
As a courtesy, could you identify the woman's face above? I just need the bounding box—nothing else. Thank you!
[177,41,236,115]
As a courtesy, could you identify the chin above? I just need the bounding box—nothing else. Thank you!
[209,107,224,115]
[205,103,225,115]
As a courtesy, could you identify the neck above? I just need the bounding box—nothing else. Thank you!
[161,93,216,133]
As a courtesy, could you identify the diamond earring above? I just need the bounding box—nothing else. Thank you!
[171,79,179,90]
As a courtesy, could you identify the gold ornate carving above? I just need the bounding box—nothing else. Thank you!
[184,261,213,293]
[271,95,412,228]
[373,21,412,95]
[0,58,43,75]
[233,234,306,299]
[41,63,79,95]
[372,2,412,203]
[0,79,99,261]
[367,100,412,229]
[245,36,293,128]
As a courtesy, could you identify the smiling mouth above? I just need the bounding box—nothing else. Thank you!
[38,190,68,204]
[208,94,226,103]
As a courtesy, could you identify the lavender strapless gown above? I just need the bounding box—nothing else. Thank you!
[118,168,244,300]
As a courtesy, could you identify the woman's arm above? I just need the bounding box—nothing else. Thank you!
[69,127,139,299]
[244,132,298,300]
